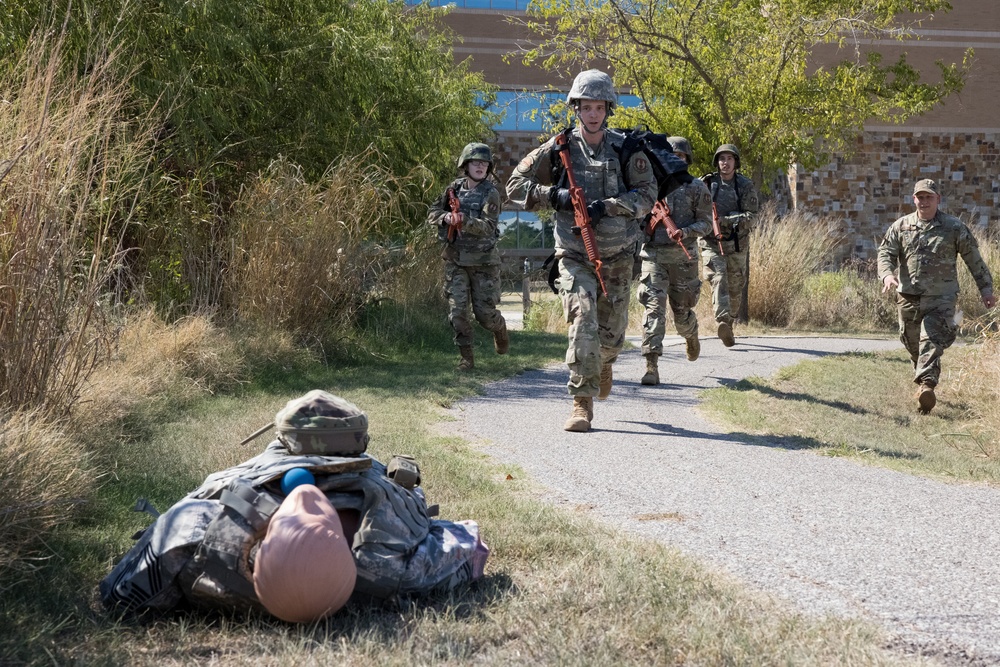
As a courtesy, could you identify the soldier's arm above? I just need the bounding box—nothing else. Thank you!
[956,224,995,298]
[604,150,657,220]
[877,224,902,289]
[427,189,449,228]
[505,141,555,212]
[685,182,715,238]
[724,177,760,228]
[463,187,502,236]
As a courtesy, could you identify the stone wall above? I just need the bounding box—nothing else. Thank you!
[785,129,1000,261]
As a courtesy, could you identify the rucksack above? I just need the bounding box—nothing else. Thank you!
[549,126,691,200]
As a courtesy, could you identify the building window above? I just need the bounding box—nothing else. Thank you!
[484,91,644,132]
[498,211,553,250]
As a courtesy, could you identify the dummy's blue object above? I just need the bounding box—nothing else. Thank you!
[280,467,316,495]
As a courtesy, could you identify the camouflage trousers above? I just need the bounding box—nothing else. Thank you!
[637,245,701,355]
[702,247,747,325]
[558,253,633,397]
[896,293,958,387]
[444,261,504,347]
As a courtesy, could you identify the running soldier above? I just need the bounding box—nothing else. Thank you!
[700,144,759,347]
[507,69,657,432]
[637,137,712,385]
[878,178,995,414]
[428,143,508,370]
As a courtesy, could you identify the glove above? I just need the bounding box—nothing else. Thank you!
[548,187,573,212]
[445,212,463,227]
[586,199,607,223]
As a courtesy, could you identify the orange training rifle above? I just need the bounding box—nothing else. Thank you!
[446,188,463,242]
[553,132,607,296]
[648,199,691,260]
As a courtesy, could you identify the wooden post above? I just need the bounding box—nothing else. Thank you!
[522,257,531,319]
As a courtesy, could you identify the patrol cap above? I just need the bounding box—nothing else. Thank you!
[913,179,940,196]
[274,390,369,456]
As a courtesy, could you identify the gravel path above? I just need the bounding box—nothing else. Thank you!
[445,334,1000,665]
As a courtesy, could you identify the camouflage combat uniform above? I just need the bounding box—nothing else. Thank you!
[699,172,759,326]
[507,126,657,396]
[877,210,994,388]
[638,178,713,355]
[427,177,505,348]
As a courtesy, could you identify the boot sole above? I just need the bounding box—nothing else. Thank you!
[918,387,936,414]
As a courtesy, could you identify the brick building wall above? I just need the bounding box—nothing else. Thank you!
[785,129,1000,261]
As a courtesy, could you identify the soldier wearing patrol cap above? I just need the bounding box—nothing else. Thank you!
[637,136,713,385]
[878,178,995,414]
[700,143,760,347]
[427,142,508,371]
[507,69,658,432]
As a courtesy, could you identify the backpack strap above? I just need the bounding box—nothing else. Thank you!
[178,478,281,611]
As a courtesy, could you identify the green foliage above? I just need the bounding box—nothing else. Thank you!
[2,0,493,195]
[519,0,968,185]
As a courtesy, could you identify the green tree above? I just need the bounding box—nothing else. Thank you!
[519,0,968,185]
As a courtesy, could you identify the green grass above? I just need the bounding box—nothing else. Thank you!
[0,315,930,666]
[700,346,1000,485]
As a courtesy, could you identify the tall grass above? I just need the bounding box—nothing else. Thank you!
[747,206,844,327]
[957,225,1000,328]
[0,29,152,579]
[0,30,151,416]
[224,156,424,342]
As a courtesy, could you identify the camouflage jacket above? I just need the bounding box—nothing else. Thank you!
[641,178,713,258]
[506,126,657,263]
[700,172,760,253]
[877,211,994,297]
[427,178,502,266]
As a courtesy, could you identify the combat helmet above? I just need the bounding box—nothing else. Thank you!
[667,136,693,165]
[713,144,741,170]
[273,390,370,456]
[566,69,616,113]
[457,142,493,174]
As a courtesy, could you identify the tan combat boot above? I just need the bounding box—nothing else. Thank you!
[917,383,936,414]
[564,396,593,432]
[493,322,509,355]
[458,345,474,371]
[640,353,659,385]
[598,361,613,400]
[717,321,735,347]
[686,336,701,361]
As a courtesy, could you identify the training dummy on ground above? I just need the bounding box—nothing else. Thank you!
[100,391,489,622]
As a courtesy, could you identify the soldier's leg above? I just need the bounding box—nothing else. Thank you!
[725,250,748,324]
[914,295,957,388]
[596,254,634,398]
[560,258,601,397]
[597,253,634,363]
[446,263,473,347]
[638,253,668,356]
[469,265,505,332]
[703,250,732,324]
[896,293,922,369]
[667,252,701,341]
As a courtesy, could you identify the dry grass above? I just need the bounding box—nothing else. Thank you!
[0,410,96,580]
[224,156,416,340]
[747,206,845,327]
[0,28,151,416]
[957,225,1000,326]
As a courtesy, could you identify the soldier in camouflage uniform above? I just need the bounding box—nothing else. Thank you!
[506,70,657,432]
[428,143,508,371]
[700,144,760,347]
[637,137,712,385]
[877,179,995,414]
